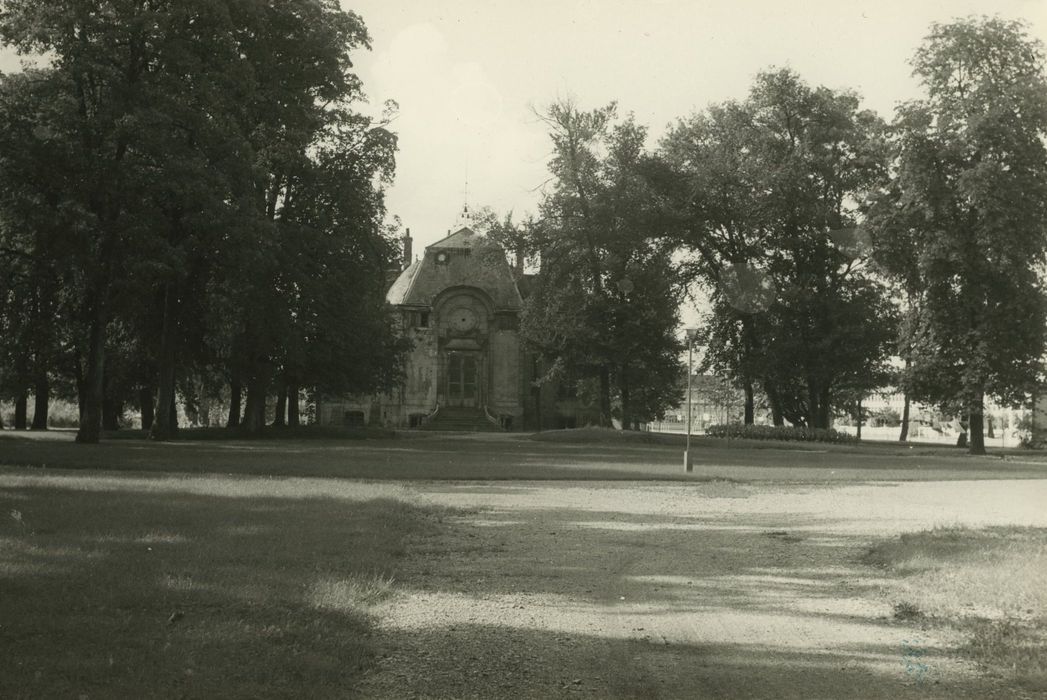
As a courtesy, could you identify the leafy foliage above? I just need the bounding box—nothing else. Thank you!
[0,1,404,439]
[521,101,685,427]
[868,17,1047,454]
[663,69,896,428]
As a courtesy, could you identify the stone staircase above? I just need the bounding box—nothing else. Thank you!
[422,406,502,432]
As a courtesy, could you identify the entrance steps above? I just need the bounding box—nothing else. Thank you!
[422,407,503,432]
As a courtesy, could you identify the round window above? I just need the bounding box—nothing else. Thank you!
[450,307,477,331]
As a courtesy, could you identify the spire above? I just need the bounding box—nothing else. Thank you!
[453,200,473,230]
[453,163,472,228]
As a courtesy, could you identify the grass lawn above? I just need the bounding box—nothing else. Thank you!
[3,428,1047,483]
[0,474,444,698]
[866,526,1047,693]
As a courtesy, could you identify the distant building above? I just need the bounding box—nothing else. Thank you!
[653,374,746,433]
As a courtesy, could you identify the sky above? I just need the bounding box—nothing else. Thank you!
[340,0,1047,251]
[2,0,1045,256]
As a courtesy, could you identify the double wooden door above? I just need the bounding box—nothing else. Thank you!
[446,352,480,407]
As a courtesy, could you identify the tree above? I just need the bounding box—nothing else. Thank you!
[0,0,228,442]
[0,69,81,433]
[0,1,404,441]
[869,17,1047,455]
[663,70,895,428]
[522,101,684,428]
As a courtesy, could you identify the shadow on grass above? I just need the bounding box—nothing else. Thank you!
[0,482,447,698]
[362,624,964,699]
[357,504,1002,697]
[863,526,1047,694]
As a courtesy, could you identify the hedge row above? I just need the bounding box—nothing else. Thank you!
[704,423,858,444]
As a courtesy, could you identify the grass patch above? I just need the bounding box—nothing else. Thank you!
[962,619,1047,690]
[892,601,925,621]
[530,427,675,445]
[0,473,444,697]
[102,424,398,441]
[866,526,1047,691]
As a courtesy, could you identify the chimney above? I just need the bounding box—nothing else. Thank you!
[403,228,412,270]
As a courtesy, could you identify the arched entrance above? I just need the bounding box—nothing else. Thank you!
[434,287,494,412]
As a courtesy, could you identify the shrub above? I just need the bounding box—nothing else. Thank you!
[704,423,858,444]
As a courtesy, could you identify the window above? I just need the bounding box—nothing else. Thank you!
[405,310,429,328]
[495,313,518,331]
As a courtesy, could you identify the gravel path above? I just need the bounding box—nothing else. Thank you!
[357,479,1047,699]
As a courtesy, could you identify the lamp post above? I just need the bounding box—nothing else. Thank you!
[684,327,698,472]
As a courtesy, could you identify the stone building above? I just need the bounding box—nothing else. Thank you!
[318,225,527,430]
[317,220,605,431]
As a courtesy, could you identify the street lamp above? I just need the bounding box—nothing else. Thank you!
[684,327,699,472]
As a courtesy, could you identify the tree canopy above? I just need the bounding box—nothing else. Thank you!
[520,101,685,427]
[661,69,896,428]
[0,0,405,440]
[869,16,1047,454]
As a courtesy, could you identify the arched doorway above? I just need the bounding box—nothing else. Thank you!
[434,287,494,411]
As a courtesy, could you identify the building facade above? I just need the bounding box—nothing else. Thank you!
[318,226,527,429]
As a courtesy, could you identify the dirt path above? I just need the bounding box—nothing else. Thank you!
[357,480,1047,699]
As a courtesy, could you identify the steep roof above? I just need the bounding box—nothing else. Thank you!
[429,226,485,249]
[385,259,421,306]
[385,229,522,310]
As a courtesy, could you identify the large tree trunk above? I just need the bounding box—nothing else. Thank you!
[74,356,86,426]
[743,379,755,425]
[102,399,122,431]
[856,397,863,440]
[598,365,612,427]
[31,375,49,430]
[766,384,785,426]
[805,381,820,429]
[899,356,911,441]
[139,386,155,431]
[287,383,300,427]
[150,283,180,441]
[242,371,271,436]
[76,300,107,444]
[968,393,986,455]
[899,392,910,442]
[817,387,832,429]
[227,375,242,428]
[273,380,287,427]
[619,376,631,431]
[14,391,28,430]
[167,391,177,432]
